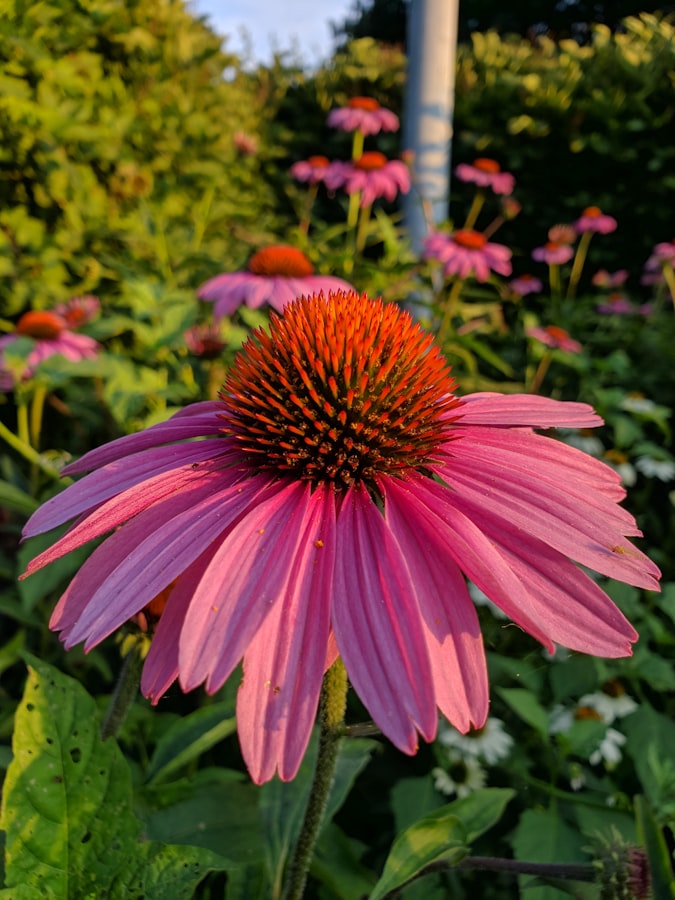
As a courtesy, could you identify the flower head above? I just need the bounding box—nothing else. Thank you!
[424,229,512,282]
[233,131,258,156]
[432,756,486,797]
[196,245,354,319]
[592,269,629,289]
[509,273,543,296]
[455,158,515,195]
[184,323,227,359]
[23,291,659,784]
[574,206,617,235]
[548,224,577,245]
[526,325,582,353]
[326,96,399,135]
[0,308,100,391]
[438,716,513,765]
[596,293,638,316]
[290,156,345,187]
[532,241,574,266]
[331,152,411,207]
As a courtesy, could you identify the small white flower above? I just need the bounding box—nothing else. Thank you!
[468,582,508,620]
[549,704,574,735]
[589,727,626,768]
[577,691,638,724]
[559,429,604,457]
[432,754,487,798]
[613,461,637,487]
[438,716,514,765]
[635,456,675,481]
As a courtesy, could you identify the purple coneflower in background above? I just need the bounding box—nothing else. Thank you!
[532,241,575,266]
[509,274,543,296]
[22,290,659,784]
[574,206,617,235]
[526,324,582,353]
[290,155,347,188]
[424,229,512,282]
[0,308,100,391]
[592,269,629,289]
[331,151,411,207]
[327,96,399,135]
[596,293,639,316]
[455,158,515,196]
[197,245,354,318]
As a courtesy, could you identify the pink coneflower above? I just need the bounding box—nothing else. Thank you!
[548,224,577,245]
[327,96,399,135]
[592,269,629,289]
[53,295,100,329]
[332,152,411,207]
[509,274,543,296]
[455,158,515,196]
[184,323,227,359]
[532,241,574,266]
[424,229,512,282]
[290,155,345,187]
[527,324,582,353]
[573,206,617,235]
[233,131,258,156]
[22,291,659,784]
[0,309,100,391]
[596,293,636,315]
[196,245,354,319]
[641,239,675,285]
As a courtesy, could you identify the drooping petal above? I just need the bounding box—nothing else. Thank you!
[332,483,436,752]
[237,484,336,784]
[381,476,489,733]
[454,393,603,429]
[178,480,313,695]
[62,401,226,475]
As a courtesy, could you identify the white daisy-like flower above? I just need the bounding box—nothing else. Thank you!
[558,429,604,457]
[589,727,626,768]
[432,754,487,798]
[577,690,638,724]
[635,456,675,482]
[549,704,575,735]
[438,716,514,765]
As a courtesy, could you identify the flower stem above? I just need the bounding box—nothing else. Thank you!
[0,417,66,481]
[436,278,464,347]
[283,658,348,900]
[30,382,47,450]
[100,643,144,740]
[529,350,553,394]
[463,190,486,231]
[567,231,592,299]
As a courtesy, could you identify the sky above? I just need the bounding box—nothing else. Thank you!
[189,0,355,67]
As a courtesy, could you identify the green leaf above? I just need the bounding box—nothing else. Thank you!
[511,808,586,900]
[145,700,237,784]
[368,809,468,900]
[312,822,377,900]
[634,795,675,900]
[497,687,550,738]
[0,480,39,516]
[444,788,516,845]
[0,656,226,899]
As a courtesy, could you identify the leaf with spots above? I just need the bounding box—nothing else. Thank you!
[0,656,227,899]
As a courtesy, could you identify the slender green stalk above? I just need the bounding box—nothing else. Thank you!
[29,382,47,450]
[567,231,592,299]
[100,644,144,740]
[16,400,30,446]
[282,659,348,900]
[463,191,486,231]
[436,278,464,347]
[529,350,553,394]
[661,263,675,309]
[355,202,372,257]
[0,417,66,481]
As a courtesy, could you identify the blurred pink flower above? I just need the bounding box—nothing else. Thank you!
[592,269,629,289]
[509,274,543,296]
[527,325,582,353]
[0,309,100,391]
[327,96,399,135]
[548,224,577,245]
[424,229,512,282]
[22,291,658,784]
[574,206,617,235]
[233,131,258,156]
[197,245,354,318]
[184,323,227,359]
[641,239,675,285]
[532,241,575,265]
[53,295,100,328]
[290,155,345,187]
[596,293,637,315]
[455,158,515,195]
[332,151,411,207]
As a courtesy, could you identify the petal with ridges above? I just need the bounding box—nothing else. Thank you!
[454,393,602,428]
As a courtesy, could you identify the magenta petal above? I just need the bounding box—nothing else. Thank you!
[178,481,313,694]
[332,483,436,752]
[381,477,489,733]
[62,402,227,475]
[236,485,336,784]
[454,393,603,428]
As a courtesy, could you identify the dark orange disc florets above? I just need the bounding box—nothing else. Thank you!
[354,151,388,172]
[307,155,330,168]
[16,310,66,340]
[219,291,460,488]
[247,245,314,278]
[453,229,488,251]
[582,206,602,217]
[348,97,380,111]
[473,157,500,174]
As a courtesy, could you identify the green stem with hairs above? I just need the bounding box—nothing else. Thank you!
[282,659,348,900]
[100,643,144,740]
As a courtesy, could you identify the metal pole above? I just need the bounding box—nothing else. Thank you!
[402,0,460,253]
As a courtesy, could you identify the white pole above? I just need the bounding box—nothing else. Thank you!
[402,0,460,253]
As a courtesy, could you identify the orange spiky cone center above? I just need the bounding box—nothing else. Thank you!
[354,151,388,172]
[16,310,66,339]
[473,157,500,174]
[453,229,488,251]
[544,325,570,342]
[307,155,330,168]
[220,291,460,488]
[247,245,314,278]
[348,96,380,111]
[582,206,602,217]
